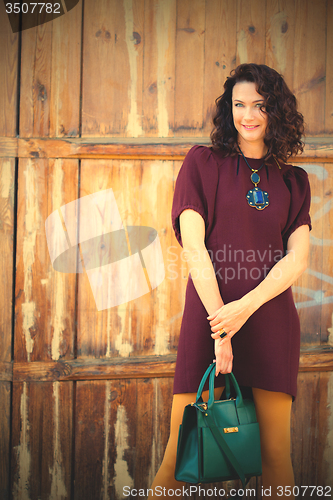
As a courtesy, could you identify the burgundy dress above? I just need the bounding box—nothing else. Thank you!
[171,145,311,399]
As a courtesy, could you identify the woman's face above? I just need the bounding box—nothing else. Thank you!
[232,81,268,152]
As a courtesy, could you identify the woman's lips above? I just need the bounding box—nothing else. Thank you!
[242,124,259,130]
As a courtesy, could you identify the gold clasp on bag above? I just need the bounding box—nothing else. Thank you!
[223,427,239,433]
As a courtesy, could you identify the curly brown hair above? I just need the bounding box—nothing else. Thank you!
[210,63,304,162]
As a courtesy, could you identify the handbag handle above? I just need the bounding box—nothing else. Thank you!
[195,363,244,410]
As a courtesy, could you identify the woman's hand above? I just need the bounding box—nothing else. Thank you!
[214,337,233,375]
[208,295,256,346]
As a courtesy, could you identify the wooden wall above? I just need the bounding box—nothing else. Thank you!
[0,0,333,498]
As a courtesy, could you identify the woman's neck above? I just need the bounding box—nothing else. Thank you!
[237,140,267,159]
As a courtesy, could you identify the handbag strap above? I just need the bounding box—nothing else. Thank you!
[201,409,246,488]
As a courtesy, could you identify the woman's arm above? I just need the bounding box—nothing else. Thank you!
[179,209,233,374]
[209,224,310,343]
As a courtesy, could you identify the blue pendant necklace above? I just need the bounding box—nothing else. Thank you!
[239,148,269,210]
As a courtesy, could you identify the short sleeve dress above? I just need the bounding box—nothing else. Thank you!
[171,145,311,399]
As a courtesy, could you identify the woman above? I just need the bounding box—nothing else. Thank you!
[149,64,311,499]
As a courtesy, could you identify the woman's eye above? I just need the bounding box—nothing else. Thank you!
[234,103,244,107]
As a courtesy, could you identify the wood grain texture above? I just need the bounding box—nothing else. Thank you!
[0,362,13,382]
[326,0,333,133]
[49,0,82,137]
[174,0,205,135]
[291,372,333,490]
[321,162,333,345]
[14,159,78,363]
[13,356,177,381]
[74,379,137,500]
[76,158,178,358]
[203,0,237,134]
[82,0,144,136]
[143,0,176,137]
[0,159,14,365]
[0,1,18,137]
[292,162,324,343]
[0,135,328,160]
[236,0,266,65]
[8,348,333,382]
[293,0,326,135]
[0,382,11,500]
[265,0,296,86]
[11,381,73,500]
[20,13,52,137]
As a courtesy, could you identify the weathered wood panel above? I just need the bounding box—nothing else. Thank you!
[82,0,144,136]
[11,381,73,500]
[0,1,18,137]
[49,1,82,137]
[292,372,333,491]
[265,0,296,86]
[19,2,82,137]
[74,378,173,500]
[293,0,326,135]
[174,0,205,135]
[143,0,176,136]
[76,158,181,359]
[203,0,237,134]
[0,382,11,500]
[15,159,78,362]
[326,0,333,134]
[236,0,266,66]
[0,158,14,365]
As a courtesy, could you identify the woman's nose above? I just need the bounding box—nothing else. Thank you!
[243,107,254,120]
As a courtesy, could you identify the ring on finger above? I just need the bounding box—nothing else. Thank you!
[218,328,227,339]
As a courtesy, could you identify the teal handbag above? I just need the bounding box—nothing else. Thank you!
[175,363,262,486]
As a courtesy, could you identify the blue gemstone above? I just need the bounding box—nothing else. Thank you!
[254,189,264,205]
[251,172,260,184]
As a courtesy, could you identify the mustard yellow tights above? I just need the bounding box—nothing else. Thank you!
[148,387,295,500]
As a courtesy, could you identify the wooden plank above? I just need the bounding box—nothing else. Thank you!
[77,158,176,358]
[291,371,333,490]
[203,0,237,134]
[0,137,18,157]
[13,356,177,381]
[174,0,205,135]
[265,0,296,87]
[82,0,144,137]
[19,12,52,137]
[15,158,78,362]
[0,382,11,500]
[321,162,333,344]
[74,379,137,500]
[136,378,173,488]
[0,363,13,382]
[326,0,333,133]
[0,0,18,137]
[8,136,333,160]
[292,162,324,344]
[11,381,73,499]
[293,0,326,135]
[10,348,333,382]
[142,0,176,136]
[291,372,320,489]
[236,0,266,65]
[0,159,15,366]
[49,0,82,137]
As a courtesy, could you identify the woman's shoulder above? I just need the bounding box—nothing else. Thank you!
[273,157,309,182]
[273,158,310,199]
[184,144,231,169]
